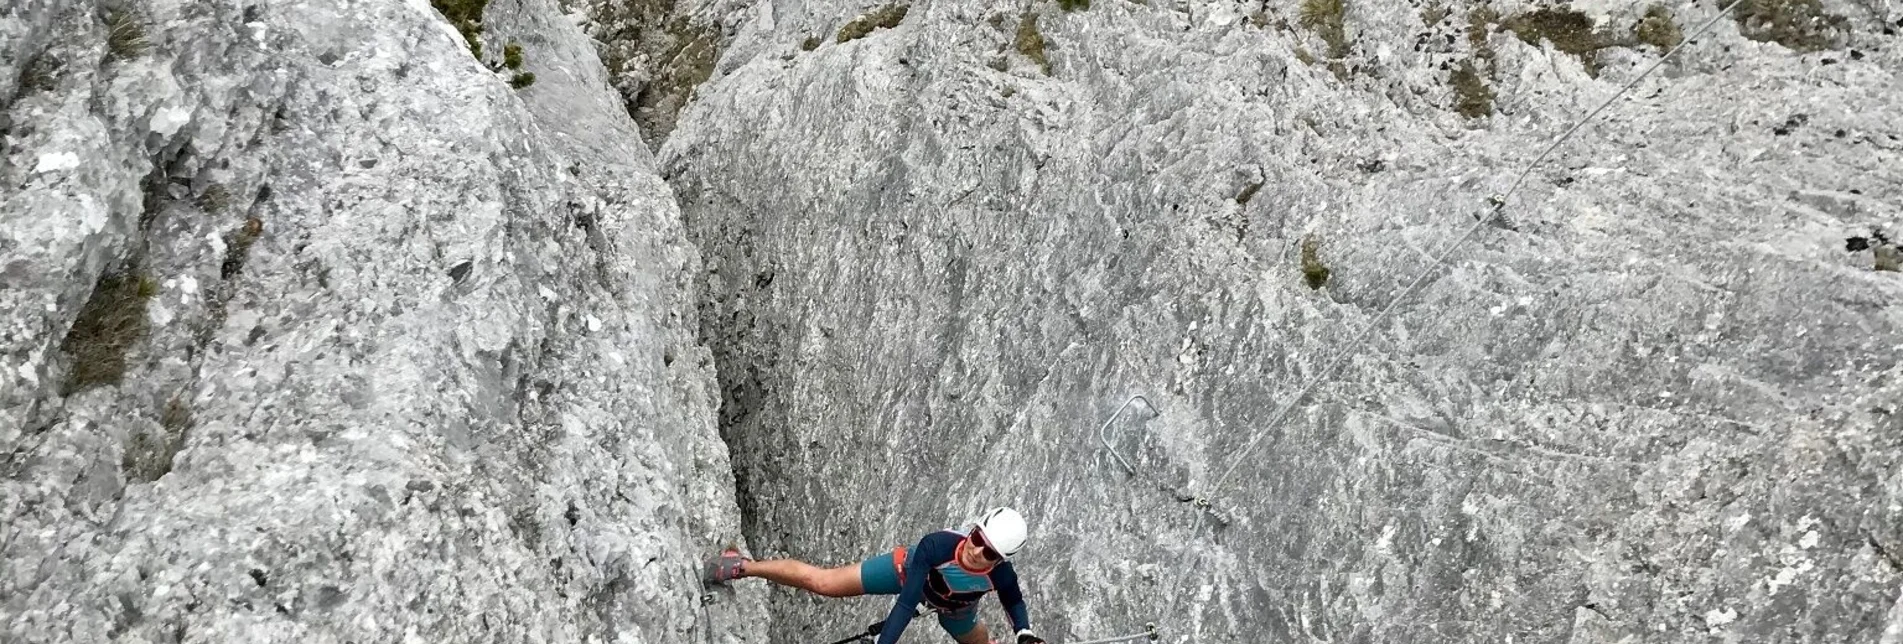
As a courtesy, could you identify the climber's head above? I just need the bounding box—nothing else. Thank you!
[969,506,1028,563]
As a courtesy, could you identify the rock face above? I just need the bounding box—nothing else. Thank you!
[665,1,1903,643]
[2,0,760,642]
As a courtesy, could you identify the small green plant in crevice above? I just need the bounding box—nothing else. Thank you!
[502,41,524,70]
[488,40,534,89]
[104,8,149,61]
[124,397,191,482]
[1057,0,1090,11]
[1467,7,1500,61]
[1299,0,1350,60]
[428,0,535,91]
[1732,0,1847,52]
[1299,234,1332,290]
[19,53,62,92]
[430,0,489,58]
[836,3,910,43]
[1633,5,1683,51]
[1502,7,1609,75]
[61,271,158,394]
[1450,58,1494,118]
[630,19,721,143]
[1015,11,1052,75]
[195,183,231,214]
[220,216,264,280]
[801,35,823,51]
[1236,180,1265,205]
[1847,231,1899,272]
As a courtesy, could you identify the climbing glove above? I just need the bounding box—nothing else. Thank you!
[1016,629,1046,644]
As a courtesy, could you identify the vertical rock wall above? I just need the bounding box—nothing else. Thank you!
[2,0,760,642]
[664,0,1903,642]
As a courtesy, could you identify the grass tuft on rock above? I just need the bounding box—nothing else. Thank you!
[220,217,265,280]
[509,72,536,89]
[1450,59,1494,118]
[196,183,231,214]
[503,41,525,70]
[61,271,157,394]
[1467,6,1500,50]
[1057,0,1090,11]
[1300,234,1331,290]
[104,8,148,61]
[1732,0,1847,52]
[836,3,910,43]
[1633,5,1683,50]
[430,0,488,58]
[20,53,62,92]
[1502,7,1607,75]
[1877,246,1900,272]
[1015,12,1052,75]
[124,397,191,482]
[1298,0,1351,60]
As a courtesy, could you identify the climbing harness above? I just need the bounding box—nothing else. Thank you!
[1206,0,1754,500]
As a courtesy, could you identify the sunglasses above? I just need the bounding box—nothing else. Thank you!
[970,529,1005,562]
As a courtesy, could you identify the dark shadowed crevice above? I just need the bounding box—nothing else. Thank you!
[569,0,723,150]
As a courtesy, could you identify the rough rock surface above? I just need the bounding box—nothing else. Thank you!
[2,0,761,642]
[664,0,1903,643]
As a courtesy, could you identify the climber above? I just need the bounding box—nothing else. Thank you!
[706,506,1046,644]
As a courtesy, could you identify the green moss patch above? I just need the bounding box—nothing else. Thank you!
[430,0,489,58]
[220,217,264,280]
[1299,0,1351,60]
[1300,234,1331,290]
[837,3,910,43]
[1847,232,1900,272]
[1732,0,1847,52]
[1502,7,1608,75]
[61,271,157,394]
[1467,7,1500,52]
[195,183,231,214]
[1633,5,1683,50]
[1057,0,1090,11]
[502,41,524,70]
[1450,59,1494,118]
[20,52,62,92]
[1015,11,1052,75]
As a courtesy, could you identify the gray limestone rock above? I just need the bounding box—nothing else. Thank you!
[662,0,1903,643]
[2,0,759,642]
[7,0,1902,642]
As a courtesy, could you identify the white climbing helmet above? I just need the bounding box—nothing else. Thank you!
[973,506,1029,558]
